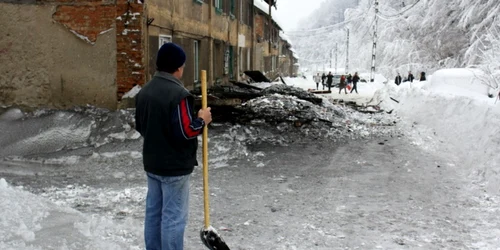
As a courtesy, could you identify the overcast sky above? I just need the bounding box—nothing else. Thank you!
[273,0,325,31]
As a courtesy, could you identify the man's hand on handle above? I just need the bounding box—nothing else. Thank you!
[198,107,212,125]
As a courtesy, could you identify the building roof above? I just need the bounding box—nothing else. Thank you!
[279,31,292,46]
[289,47,299,59]
[254,0,284,30]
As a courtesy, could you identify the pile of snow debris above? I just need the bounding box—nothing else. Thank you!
[237,93,344,125]
[233,90,398,143]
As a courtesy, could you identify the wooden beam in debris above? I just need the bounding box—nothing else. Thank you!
[243,70,272,83]
[308,89,331,94]
[229,80,263,91]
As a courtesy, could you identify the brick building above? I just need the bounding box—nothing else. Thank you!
[0,0,298,110]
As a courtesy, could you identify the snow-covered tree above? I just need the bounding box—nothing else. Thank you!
[289,0,500,86]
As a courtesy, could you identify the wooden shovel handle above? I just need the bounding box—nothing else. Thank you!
[201,70,210,229]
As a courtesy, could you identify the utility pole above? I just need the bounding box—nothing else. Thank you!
[330,49,332,69]
[370,0,379,82]
[345,28,349,74]
[335,43,338,74]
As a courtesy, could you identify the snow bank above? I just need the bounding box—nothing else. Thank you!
[426,68,490,99]
[0,178,143,249]
[0,108,138,158]
[374,70,500,194]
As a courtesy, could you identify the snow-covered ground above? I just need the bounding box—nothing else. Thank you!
[1,68,500,249]
[372,68,500,194]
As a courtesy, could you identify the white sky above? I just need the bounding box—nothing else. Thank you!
[273,0,325,31]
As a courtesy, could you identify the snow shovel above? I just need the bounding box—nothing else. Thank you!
[199,70,231,250]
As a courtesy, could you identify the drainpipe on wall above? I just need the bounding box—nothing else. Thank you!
[268,0,272,54]
[209,0,214,86]
[235,0,240,81]
[251,0,255,71]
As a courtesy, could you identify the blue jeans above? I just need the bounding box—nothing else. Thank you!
[144,172,190,250]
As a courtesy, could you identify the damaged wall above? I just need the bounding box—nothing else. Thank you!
[0,2,117,109]
[0,0,145,110]
[115,0,145,99]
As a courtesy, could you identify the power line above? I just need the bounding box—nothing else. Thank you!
[299,57,330,63]
[377,0,422,18]
[283,15,367,34]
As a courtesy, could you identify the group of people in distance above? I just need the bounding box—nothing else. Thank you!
[394,71,426,85]
[312,70,427,95]
[313,72,360,94]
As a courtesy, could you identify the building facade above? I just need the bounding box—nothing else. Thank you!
[0,0,298,110]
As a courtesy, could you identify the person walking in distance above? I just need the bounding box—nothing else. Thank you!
[135,42,213,250]
[339,74,348,94]
[346,73,352,85]
[408,71,415,82]
[395,73,402,86]
[350,72,360,94]
[314,73,321,90]
[326,72,334,92]
[420,71,426,81]
[321,73,327,90]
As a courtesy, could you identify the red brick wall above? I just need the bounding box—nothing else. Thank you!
[52,0,144,101]
[115,0,144,99]
[53,5,116,44]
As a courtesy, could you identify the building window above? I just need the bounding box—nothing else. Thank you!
[215,0,223,13]
[224,47,230,75]
[272,56,276,71]
[159,35,172,49]
[230,0,235,16]
[229,47,234,79]
[194,40,200,85]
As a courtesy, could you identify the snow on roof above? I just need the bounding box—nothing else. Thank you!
[289,48,299,59]
[279,31,292,45]
[254,0,284,30]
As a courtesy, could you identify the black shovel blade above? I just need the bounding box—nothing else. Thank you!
[200,227,230,250]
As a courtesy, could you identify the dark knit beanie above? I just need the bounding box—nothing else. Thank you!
[156,42,186,73]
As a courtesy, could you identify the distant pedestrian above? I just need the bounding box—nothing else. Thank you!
[420,72,426,81]
[326,72,333,92]
[346,73,352,84]
[313,73,321,90]
[408,71,414,82]
[395,73,402,86]
[350,72,360,94]
[321,73,327,90]
[339,75,347,94]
